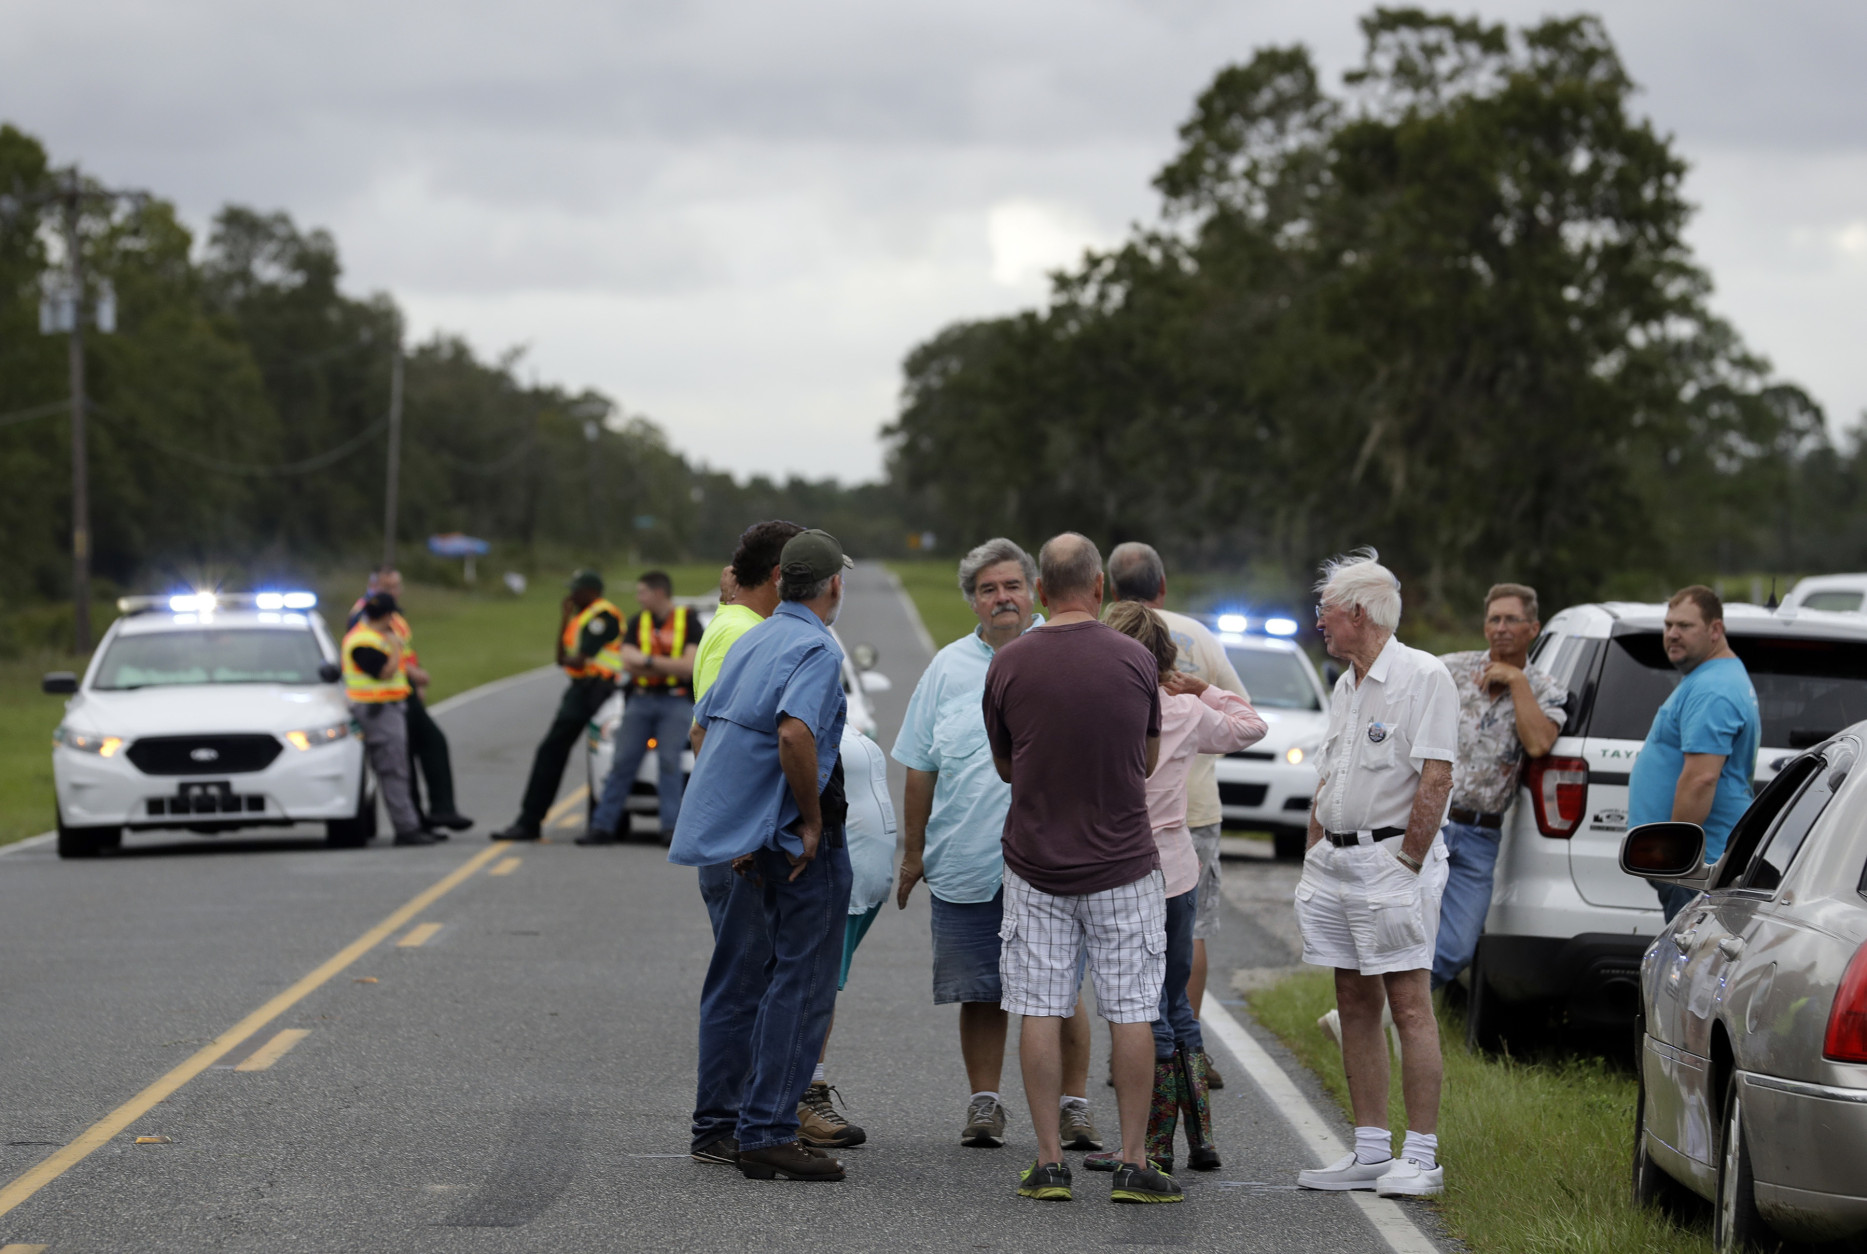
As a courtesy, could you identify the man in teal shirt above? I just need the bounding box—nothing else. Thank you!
[1626,585,1761,920]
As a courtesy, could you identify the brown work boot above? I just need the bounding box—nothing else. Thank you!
[737,1140,846,1181]
[797,1082,867,1148]
[1200,1049,1225,1089]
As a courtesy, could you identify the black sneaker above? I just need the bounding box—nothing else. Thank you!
[429,811,475,832]
[491,823,540,842]
[691,1135,739,1165]
[1110,1160,1183,1204]
[392,830,437,846]
[574,828,619,846]
[1017,1160,1072,1201]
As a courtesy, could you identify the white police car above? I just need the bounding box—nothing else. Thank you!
[43,592,373,858]
[1205,617,1332,860]
[584,600,883,842]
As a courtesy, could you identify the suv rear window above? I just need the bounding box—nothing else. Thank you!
[1584,632,1867,748]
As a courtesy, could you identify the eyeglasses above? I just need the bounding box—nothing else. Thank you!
[1485,614,1530,628]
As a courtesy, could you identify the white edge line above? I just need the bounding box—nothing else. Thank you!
[1200,998,1443,1254]
[878,567,937,659]
[426,664,559,718]
[3,665,560,860]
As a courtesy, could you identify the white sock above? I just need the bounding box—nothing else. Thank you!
[1060,1095,1087,1110]
[811,1063,826,1085]
[971,1090,1000,1104]
[1354,1126,1393,1165]
[1401,1130,1438,1169]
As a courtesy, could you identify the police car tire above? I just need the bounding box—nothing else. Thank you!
[56,816,121,860]
[326,777,379,848]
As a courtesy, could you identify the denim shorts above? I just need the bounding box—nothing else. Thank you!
[929,889,1004,1005]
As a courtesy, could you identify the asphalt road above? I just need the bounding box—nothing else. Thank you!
[0,564,1445,1252]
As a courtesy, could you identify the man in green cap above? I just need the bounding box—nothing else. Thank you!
[491,570,624,841]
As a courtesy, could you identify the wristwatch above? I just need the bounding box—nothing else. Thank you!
[1396,849,1423,873]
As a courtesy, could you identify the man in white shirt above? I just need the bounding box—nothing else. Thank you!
[1106,541,1249,1087]
[1293,550,1458,1199]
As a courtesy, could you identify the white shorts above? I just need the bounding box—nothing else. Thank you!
[1000,867,1167,1023]
[1294,835,1449,976]
[1190,823,1223,940]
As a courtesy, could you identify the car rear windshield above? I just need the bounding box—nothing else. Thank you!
[93,629,326,689]
[1800,591,1865,613]
[1225,647,1321,710]
[1586,632,1867,749]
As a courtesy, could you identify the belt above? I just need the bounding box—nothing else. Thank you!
[1448,806,1504,830]
[1324,826,1405,848]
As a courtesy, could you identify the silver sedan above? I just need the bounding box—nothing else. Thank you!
[1623,729,1867,1252]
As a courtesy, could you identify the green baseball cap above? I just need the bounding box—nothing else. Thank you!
[568,569,605,593]
[779,529,854,582]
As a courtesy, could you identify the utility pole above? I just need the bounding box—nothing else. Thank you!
[381,343,404,571]
[2,167,148,654]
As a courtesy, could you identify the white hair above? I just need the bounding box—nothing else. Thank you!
[1315,547,1402,631]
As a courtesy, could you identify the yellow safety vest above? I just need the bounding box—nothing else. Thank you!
[387,611,418,672]
[631,608,691,689]
[342,622,411,703]
[562,597,623,679]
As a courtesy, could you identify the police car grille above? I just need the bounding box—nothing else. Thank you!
[1219,782,1269,807]
[126,735,283,775]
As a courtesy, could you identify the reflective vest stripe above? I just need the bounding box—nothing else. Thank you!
[562,598,623,679]
[632,609,689,687]
[342,622,411,703]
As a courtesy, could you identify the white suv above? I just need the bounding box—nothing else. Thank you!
[1468,600,1867,1049]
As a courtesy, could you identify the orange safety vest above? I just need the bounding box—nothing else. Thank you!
[631,608,691,689]
[348,599,419,674]
[341,621,411,703]
[562,597,623,679]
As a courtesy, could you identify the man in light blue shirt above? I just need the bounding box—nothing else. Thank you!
[674,529,855,1182]
[892,538,1097,1154]
[1627,586,1762,921]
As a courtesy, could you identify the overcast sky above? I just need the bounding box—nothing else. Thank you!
[6,1,1865,483]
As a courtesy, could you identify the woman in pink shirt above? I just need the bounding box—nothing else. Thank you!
[1087,602,1266,1176]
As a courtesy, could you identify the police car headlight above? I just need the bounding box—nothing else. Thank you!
[56,727,124,757]
[285,721,354,751]
[1285,745,1308,765]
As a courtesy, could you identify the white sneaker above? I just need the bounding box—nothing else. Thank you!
[1297,1152,1393,1191]
[1374,1157,1444,1197]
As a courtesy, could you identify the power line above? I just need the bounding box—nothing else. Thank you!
[87,402,388,476]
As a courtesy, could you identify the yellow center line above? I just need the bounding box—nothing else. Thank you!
[2,1243,49,1252]
[0,841,509,1221]
[233,1029,311,1073]
[397,922,444,948]
[489,857,522,877]
[541,785,588,826]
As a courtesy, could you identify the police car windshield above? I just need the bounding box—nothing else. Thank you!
[93,629,326,689]
[1224,647,1321,710]
[1587,632,1867,749]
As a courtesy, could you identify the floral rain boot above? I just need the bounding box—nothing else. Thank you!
[1176,1046,1221,1171]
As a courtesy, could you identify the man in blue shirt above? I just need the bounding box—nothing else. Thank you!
[1627,586,1762,921]
[892,538,1097,1154]
[671,529,855,1182]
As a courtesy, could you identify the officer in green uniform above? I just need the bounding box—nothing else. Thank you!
[491,570,624,841]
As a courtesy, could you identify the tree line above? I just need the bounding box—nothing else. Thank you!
[883,8,1867,619]
[0,125,907,625]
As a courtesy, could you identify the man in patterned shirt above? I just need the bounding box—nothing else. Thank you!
[1430,583,1566,990]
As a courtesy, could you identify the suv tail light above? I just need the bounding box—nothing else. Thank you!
[1823,942,1867,1062]
[1526,755,1589,838]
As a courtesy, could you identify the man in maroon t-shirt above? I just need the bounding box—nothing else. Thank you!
[981,532,1177,1205]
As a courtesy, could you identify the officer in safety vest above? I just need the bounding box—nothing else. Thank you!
[580,570,705,846]
[341,592,432,845]
[348,568,473,834]
[492,570,624,841]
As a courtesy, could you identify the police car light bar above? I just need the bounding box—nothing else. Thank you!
[1264,617,1300,637]
[1216,613,1250,634]
[116,591,318,615]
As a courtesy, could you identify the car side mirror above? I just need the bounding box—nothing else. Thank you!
[858,670,893,693]
[850,643,880,672]
[1620,821,1708,883]
[318,662,342,684]
[42,671,78,695]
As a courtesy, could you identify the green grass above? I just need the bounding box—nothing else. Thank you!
[1248,970,1711,1253]
[887,561,978,650]
[0,565,725,846]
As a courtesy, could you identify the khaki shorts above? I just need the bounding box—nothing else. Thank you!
[1189,823,1223,940]
[1294,835,1449,976]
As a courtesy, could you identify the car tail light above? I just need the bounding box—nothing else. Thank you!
[1526,755,1589,838]
[1823,942,1867,1062]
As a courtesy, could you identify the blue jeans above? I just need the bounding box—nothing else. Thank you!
[691,838,852,1153]
[697,861,736,940]
[1150,888,1201,1060]
[591,690,693,834]
[1431,821,1500,989]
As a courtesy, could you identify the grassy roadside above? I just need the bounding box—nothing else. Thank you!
[1247,970,1711,1253]
[0,565,724,847]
